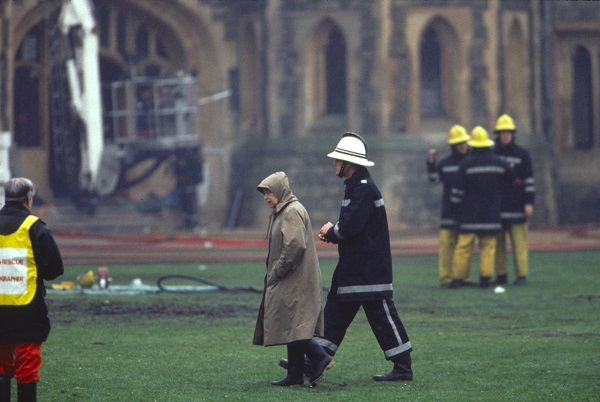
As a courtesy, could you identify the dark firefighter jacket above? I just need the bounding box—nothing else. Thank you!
[0,204,64,343]
[427,149,469,229]
[323,169,394,302]
[494,138,535,224]
[450,148,514,236]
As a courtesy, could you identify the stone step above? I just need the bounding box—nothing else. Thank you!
[35,199,191,235]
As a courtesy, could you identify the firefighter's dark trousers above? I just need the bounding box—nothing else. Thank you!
[315,296,412,361]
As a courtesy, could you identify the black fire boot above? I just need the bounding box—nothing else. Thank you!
[479,276,492,288]
[513,276,527,286]
[0,375,11,402]
[494,274,508,285]
[271,343,304,386]
[372,353,413,382]
[304,339,334,384]
[17,381,36,402]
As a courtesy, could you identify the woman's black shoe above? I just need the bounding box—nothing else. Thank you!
[271,376,303,386]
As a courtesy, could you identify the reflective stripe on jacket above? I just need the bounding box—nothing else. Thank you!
[451,148,514,236]
[494,139,535,224]
[325,169,394,301]
[427,151,468,229]
[0,204,64,343]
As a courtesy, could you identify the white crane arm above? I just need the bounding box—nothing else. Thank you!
[59,0,104,191]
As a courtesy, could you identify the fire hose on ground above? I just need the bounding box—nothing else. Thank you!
[156,274,262,294]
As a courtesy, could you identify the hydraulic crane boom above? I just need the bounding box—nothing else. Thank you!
[58,0,103,193]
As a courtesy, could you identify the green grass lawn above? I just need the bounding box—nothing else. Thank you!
[34,250,600,401]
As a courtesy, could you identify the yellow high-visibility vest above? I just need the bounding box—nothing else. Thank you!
[0,215,39,305]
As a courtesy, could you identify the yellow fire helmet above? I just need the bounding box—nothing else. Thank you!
[468,126,495,148]
[447,125,470,145]
[494,114,516,133]
[76,270,95,288]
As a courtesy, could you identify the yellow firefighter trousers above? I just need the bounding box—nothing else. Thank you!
[439,229,471,284]
[495,223,528,278]
[452,233,496,280]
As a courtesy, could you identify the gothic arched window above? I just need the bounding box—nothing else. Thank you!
[572,46,593,149]
[13,25,45,147]
[420,27,442,116]
[325,27,347,115]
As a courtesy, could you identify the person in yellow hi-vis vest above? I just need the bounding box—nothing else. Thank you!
[0,178,64,402]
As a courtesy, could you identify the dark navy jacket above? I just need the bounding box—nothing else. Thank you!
[324,169,394,302]
[0,204,64,343]
[427,149,469,229]
[494,138,535,224]
[450,148,514,236]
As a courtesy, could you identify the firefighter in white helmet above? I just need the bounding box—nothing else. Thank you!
[427,125,472,287]
[449,127,514,288]
[493,114,535,286]
[316,132,413,381]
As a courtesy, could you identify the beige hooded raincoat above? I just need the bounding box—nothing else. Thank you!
[253,172,324,346]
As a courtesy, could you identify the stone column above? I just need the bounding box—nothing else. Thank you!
[469,6,490,125]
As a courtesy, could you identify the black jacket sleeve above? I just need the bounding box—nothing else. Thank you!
[31,220,64,281]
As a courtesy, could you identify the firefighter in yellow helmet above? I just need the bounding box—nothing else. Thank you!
[449,127,514,288]
[493,114,535,286]
[426,125,472,287]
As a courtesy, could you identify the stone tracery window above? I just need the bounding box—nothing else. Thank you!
[93,0,184,138]
[94,0,179,78]
[136,26,149,59]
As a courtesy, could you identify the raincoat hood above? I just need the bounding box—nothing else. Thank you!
[257,172,297,213]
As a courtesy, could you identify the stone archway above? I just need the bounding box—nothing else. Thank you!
[504,18,530,133]
[11,0,231,225]
[304,18,348,128]
[417,16,463,132]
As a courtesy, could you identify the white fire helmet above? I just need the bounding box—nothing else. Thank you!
[327,132,375,167]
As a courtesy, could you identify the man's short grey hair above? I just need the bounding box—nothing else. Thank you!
[4,177,36,203]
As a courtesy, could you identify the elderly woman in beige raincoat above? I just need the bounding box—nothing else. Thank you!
[253,172,333,387]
